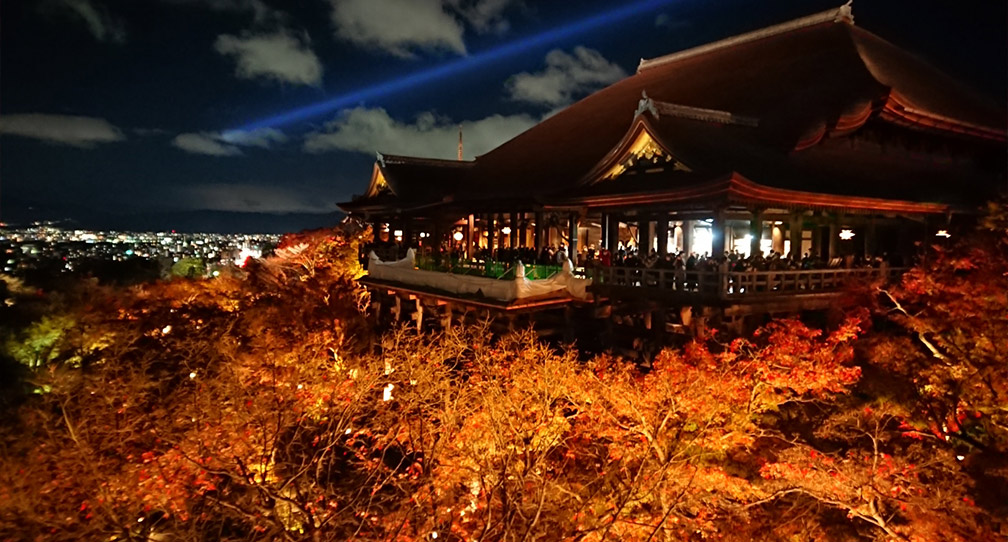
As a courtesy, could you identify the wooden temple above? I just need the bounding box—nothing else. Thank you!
[340,4,1006,339]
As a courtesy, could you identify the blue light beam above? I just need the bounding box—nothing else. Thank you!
[235,0,682,132]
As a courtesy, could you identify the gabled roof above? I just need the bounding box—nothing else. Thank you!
[341,4,1006,216]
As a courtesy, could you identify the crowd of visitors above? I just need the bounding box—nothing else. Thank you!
[363,237,901,274]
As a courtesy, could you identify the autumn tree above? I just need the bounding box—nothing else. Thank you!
[1,214,1005,542]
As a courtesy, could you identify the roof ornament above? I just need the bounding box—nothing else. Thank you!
[376,151,386,167]
[835,1,854,24]
[635,91,660,120]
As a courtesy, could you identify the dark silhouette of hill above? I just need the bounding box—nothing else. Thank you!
[2,197,343,233]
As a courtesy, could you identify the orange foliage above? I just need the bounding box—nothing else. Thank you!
[0,216,1004,542]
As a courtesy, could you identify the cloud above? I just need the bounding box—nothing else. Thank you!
[446,0,520,34]
[160,0,284,25]
[219,128,287,147]
[59,0,126,43]
[172,133,242,156]
[214,30,323,86]
[327,0,466,57]
[171,128,287,156]
[0,113,124,147]
[303,106,536,160]
[177,183,340,213]
[506,46,626,107]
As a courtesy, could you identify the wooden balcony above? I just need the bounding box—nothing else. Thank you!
[591,265,904,304]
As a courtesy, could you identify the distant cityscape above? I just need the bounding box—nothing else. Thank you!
[0,221,282,282]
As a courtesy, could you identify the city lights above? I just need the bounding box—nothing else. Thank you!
[0,223,279,279]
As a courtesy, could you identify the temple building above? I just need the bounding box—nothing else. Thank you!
[340,4,1006,335]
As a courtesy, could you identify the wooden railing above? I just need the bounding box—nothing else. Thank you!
[591,265,906,299]
[412,256,562,281]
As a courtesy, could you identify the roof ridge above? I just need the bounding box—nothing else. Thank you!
[378,152,476,167]
[637,93,760,127]
[637,2,854,73]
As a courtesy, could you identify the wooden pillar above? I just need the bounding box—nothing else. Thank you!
[601,213,610,250]
[497,213,506,251]
[508,212,518,248]
[865,217,877,258]
[809,223,821,259]
[643,217,656,255]
[682,220,693,255]
[465,214,475,259]
[828,222,839,260]
[607,215,621,252]
[657,214,669,257]
[432,220,442,255]
[371,218,383,243]
[771,223,785,255]
[534,211,545,252]
[789,213,803,260]
[711,208,726,257]
[750,208,763,257]
[483,214,491,253]
[568,212,580,261]
[518,212,527,248]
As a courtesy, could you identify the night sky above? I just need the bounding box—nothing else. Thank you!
[1,0,1004,233]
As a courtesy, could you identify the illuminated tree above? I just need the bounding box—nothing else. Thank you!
[0,215,1004,542]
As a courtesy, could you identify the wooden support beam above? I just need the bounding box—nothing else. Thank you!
[413,298,423,333]
[440,303,453,331]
